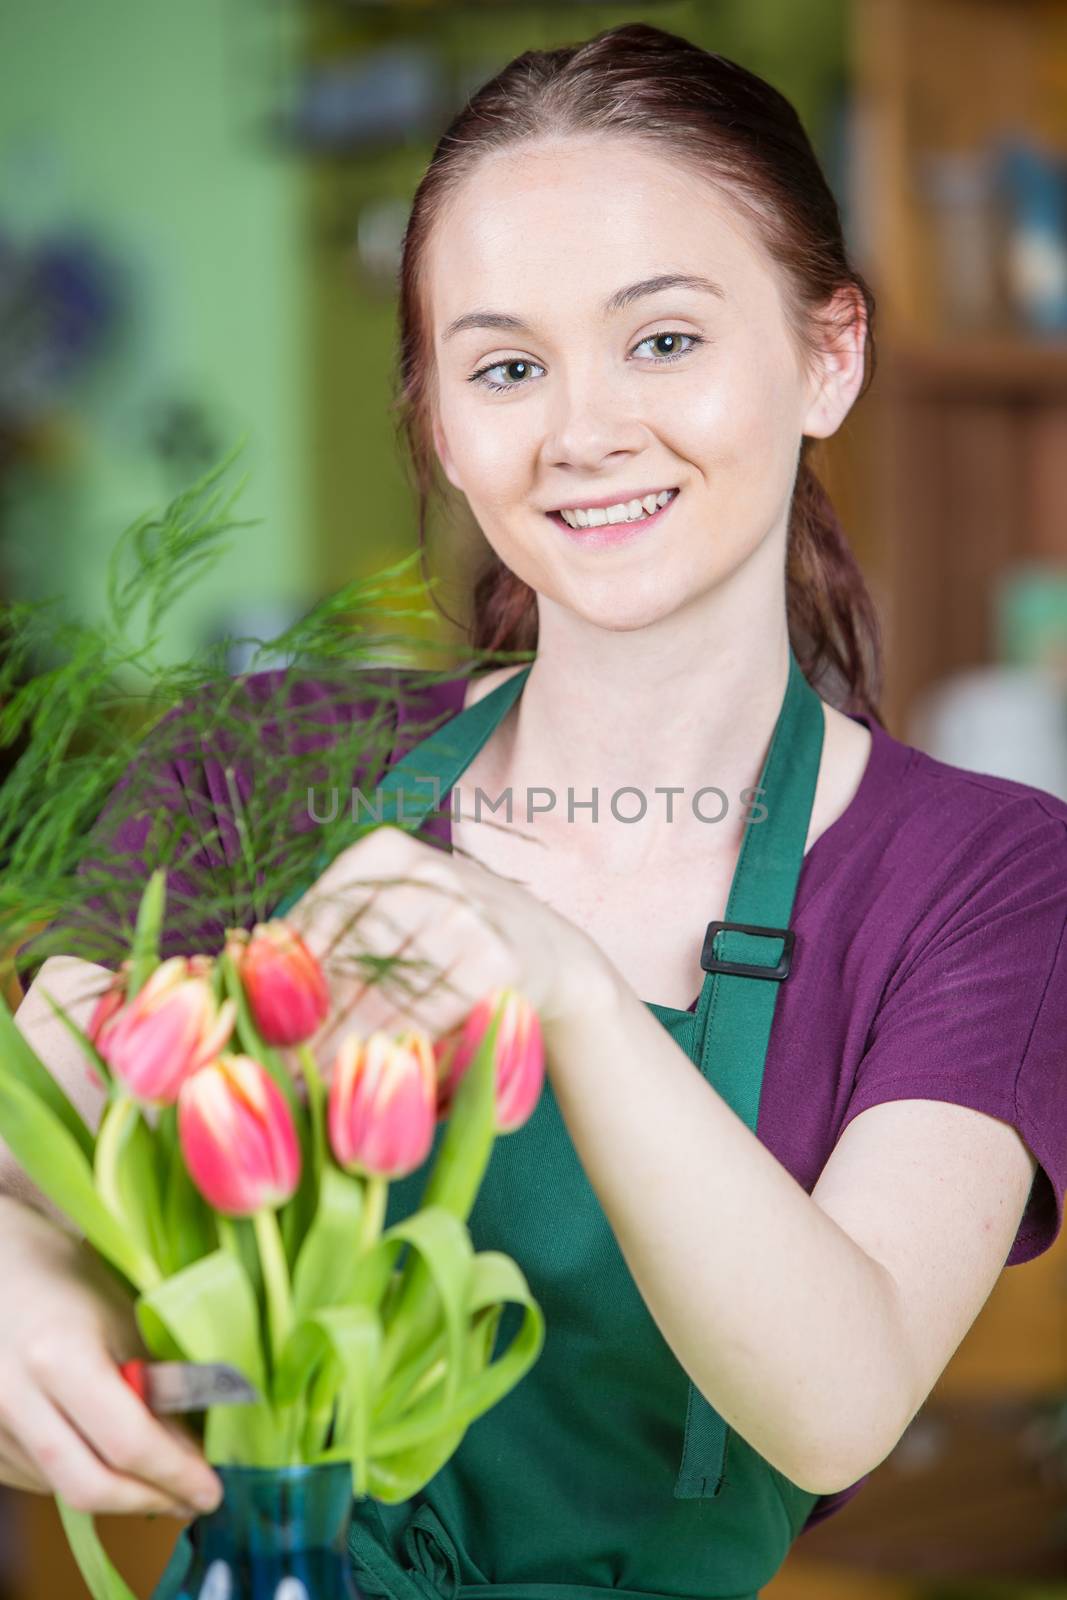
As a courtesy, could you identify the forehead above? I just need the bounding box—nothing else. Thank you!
[425,136,781,333]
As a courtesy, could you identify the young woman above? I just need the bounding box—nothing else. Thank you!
[4,23,1066,1600]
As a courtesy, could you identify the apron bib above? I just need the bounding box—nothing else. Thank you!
[160,649,825,1600]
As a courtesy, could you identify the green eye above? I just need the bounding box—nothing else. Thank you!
[468,331,704,394]
[633,331,704,362]
[470,358,546,392]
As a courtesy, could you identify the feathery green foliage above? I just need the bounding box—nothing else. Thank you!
[0,444,523,994]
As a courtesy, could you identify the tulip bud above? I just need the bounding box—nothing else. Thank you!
[434,989,544,1133]
[327,1029,436,1180]
[85,962,131,1087]
[226,922,330,1048]
[91,955,236,1105]
[178,1053,301,1216]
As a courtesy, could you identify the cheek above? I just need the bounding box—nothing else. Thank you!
[440,390,538,507]
[660,349,802,519]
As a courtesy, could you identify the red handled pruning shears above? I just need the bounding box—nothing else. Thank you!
[119,1360,260,1415]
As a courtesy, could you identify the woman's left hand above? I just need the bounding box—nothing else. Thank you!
[285,824,612,1057]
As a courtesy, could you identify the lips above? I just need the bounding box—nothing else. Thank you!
[547,487,680,547]
[550,485,677,513]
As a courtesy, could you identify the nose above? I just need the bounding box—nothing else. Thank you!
[542,367,645,475]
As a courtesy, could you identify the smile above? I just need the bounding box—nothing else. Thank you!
[546,487,680,548]
[553,488,678,530]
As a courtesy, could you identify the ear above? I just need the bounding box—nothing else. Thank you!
[800,287,868,441]
[431,414,464,493]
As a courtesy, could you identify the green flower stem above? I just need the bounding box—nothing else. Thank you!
[356,1174,387,1256]
[250,1207,303,1461]
[297,1044,326,1177]
[252,1207,293,1367]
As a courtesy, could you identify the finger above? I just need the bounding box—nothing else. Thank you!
[0,1418,52,1493]
[45,1354,222,1514]
[316,901,447,1036]
[6,1382,203,1517]
[315,848,470,960]
[321,898,493,1042]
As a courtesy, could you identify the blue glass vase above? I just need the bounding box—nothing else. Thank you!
[153,1462,366,1600]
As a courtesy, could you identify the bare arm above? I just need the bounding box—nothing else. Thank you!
[542,971,1036,1497]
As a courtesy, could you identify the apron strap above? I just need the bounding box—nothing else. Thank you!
[375,667,532,829]
[673,649,824,1499]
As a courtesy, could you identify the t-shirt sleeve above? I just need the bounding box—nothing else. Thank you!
[15,666,413,992]
[838,796,1067,1267]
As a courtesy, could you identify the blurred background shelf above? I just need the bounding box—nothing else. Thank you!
[822,0,1067,733]
[885,338,1067,398]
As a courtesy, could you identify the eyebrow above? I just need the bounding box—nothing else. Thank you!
[441,273,726,343]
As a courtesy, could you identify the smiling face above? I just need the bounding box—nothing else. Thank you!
[425,135,856,633]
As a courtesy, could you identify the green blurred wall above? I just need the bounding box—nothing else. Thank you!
[0,0,309,661]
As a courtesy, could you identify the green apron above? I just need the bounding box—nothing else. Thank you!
[161,647,825,1600]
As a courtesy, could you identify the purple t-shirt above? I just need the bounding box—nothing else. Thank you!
[30,665,1067,1534]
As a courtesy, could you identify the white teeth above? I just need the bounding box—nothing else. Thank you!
[555,488,677,528]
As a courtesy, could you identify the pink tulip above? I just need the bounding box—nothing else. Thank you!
[90,955,236,1105]
[178,1053,302,1216]
[86,961,131,1047]
[327,1029,437,1180]
[434,989,544,1133]
[226,922,330,1048]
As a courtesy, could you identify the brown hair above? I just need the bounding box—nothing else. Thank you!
[396,22,884,723]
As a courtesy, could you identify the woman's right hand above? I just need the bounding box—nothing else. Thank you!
[0,1195,223,1519]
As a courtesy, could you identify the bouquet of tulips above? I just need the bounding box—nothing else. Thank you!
[0,865,546,1597]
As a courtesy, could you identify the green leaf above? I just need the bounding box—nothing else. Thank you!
[0,1072,158,1290]
[371,1251,543,1457]
[127,868,165,1000]
[157,1105,217,1272]
[216,1214,264,1309]
[347,1265,519,1503]
[56,1499,137,1600]
[296,1043,327,1214]
[0,990,94,1160]
[292,1163,366,1316]
[421,1006,502,1220]
[94,1094,166,1268]
[276,1306,381,1494]
[358,1423,469,1503]
[374,1207,473,1419]
[137,1249,279,1465]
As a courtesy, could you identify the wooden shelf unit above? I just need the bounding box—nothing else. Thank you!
[822,0,1067,734]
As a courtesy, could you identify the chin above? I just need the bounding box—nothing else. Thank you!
[562,589,689,634]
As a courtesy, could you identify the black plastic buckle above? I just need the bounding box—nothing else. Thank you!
[700,920,795,981]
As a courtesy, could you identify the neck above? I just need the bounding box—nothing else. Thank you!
[482,571,798,870]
